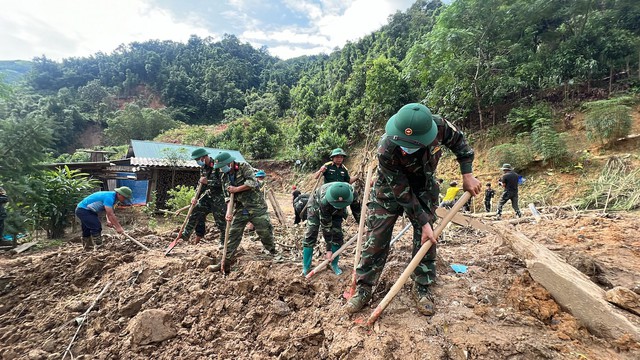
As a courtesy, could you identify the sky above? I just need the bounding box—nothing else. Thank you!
[0,0,417,61]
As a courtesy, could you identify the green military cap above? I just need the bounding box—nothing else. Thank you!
[330,148,347,158]
[191,148,209,159]
[213,152,235,169]
[325,182,353,209]
[501,163,513,170]
[385,103,437,149]
[115,186,133,199]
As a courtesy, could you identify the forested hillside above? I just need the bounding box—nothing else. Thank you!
[1,0,639,212]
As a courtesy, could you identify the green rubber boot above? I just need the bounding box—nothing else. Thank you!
[302,247,313,276]
[330,244,343,275]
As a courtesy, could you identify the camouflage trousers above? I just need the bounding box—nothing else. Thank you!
[226,208,275,258]
[496,190,521,216]
[182,191,226,244]
[302,208,345,252]
[356,200,437,290]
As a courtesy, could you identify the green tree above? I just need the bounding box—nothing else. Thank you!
[105,104,182,145]
[26,166,100,239]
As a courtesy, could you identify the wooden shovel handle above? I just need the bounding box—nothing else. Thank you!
[221,193,235,275]
[366,191,472,326]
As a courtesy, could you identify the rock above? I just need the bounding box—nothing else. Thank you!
[605,287,640,316]
[27,349,48,360]
[127,309,177,346]
[196,256,215,269]
[271,300,291,316]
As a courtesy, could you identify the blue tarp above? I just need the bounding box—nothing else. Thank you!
[116,172,148,205]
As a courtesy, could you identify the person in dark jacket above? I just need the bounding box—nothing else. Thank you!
[496,164,522,219]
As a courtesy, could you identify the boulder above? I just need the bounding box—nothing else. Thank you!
[606,286,640,316]
[127,309,176,346]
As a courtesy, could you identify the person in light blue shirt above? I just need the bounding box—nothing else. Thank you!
[75,187,132,250]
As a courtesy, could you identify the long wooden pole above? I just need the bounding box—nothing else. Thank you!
[300,176,322,214]
[122,232,151,252]
[344,166,374,299]
[164,182,204,255]
[61,281,113,360]
[366,192,471,326]
[305,234,357,280]
[220,193,235,275]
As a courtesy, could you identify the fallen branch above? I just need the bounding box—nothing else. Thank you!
[62,281,113,360]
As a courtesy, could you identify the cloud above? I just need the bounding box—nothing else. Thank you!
[0,0,215,61]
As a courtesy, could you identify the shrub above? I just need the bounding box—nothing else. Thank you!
[166,185,195,212]
[302,129,347,169]
[585,105,632,146]
[531,118,569,165]
[506,103,552,133]
[487,142,534,171]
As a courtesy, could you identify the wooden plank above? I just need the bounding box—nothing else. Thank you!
[435,207,491,232]
[491,223,640,342]
[13,241,38,254]
[266,189,287,227]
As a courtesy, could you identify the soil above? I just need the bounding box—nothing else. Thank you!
[1,193,639,359]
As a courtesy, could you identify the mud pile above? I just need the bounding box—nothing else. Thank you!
[1,210,639,359]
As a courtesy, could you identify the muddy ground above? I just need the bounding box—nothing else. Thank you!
[0,194,639,359]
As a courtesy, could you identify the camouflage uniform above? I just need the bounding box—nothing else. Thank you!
[182,163,226,244]
[322,161,362,220]
[303,183,349,251]
[221,162,276,258]
[356,115,475,291]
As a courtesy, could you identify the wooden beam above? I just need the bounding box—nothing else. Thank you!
[491,223,640,342]
[12,241,38,254]
[435,207,491,232]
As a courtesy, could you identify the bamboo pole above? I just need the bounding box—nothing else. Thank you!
[267,189,287,226]
[221,193,235,275]
[365,192,471,326]
[164,183,203,256]
[61,281,113,360]
[305,234,357,280]
[300,176,322,214]
[344,166,374,299]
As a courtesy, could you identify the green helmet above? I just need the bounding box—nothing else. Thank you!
[330,148,347,158]
[213,152,235,169]
[325,182,353,209]
[191,148,209,160]
[385,103,437,149]
[115,186,133,199]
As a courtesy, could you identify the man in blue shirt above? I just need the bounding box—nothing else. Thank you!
[75,187,132,250]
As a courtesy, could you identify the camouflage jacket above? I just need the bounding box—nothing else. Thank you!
[221,162,268,213]
[375,115,474,226]
[200,162,224,195]
[307,183,349,230]
[322,162,350,183]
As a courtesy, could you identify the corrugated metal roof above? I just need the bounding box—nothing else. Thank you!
[130,157,198,168]
[130,140,247,164]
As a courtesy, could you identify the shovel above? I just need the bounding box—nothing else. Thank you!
[365,191,472,326]
[164,182,203,255]
[343,166,374,299]
[220,193,235,275]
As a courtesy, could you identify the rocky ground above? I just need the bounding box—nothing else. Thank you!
[0,194,639,359]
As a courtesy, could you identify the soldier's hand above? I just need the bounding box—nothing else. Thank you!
[320,165,327,173]
[420,223,436,245]
[199,176,208,185]
[191,197,197,205]
[225,213,233,221]
[462,173,482,196]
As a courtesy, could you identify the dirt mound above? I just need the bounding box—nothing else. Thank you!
[1,209,639,359]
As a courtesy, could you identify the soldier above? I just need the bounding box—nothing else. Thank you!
[178,148,227,246]
[344,103,482,316]
[0,187,8,241]
[210,152,278,272]
[292,185,302,224]
[247,169,267,232]
[496,164,522,219]
[75,187,132,250]
[314,148,361,221]
[484,183,496,212]
[301,182,354,276]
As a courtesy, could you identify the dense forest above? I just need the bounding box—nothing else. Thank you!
[1,0,640,237]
